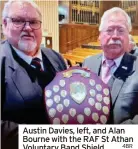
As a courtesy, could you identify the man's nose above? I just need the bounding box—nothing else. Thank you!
[23,22,32,31]
[111,29,120,38]
[112,29,118,36]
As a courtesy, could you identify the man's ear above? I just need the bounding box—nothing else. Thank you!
[98,34,101,41]
[98,33,103,47]
[2,19,7,36]
[3,19,7,27]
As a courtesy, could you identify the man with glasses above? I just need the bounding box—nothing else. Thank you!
[1,1,66,149]
[83,7,138,124]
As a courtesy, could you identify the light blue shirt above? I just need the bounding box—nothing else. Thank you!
[12,46,44,70]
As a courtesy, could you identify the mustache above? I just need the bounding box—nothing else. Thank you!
[107,40,122,46]
[20,32,34,38]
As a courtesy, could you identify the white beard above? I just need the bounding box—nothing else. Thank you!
[18,39,37,53]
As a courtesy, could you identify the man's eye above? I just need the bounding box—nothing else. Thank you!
[30,21,38,24]
[107,29,113,33]
[118,29,124,33]
[12,19,24,24]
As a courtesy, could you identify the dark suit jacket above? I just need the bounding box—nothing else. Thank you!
[1,40,67,149]
[130,46,138,56]
[83,53,138,124]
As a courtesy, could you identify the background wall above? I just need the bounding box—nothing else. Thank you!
[35,0,59,51]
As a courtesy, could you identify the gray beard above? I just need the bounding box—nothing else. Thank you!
[18,40,37,54]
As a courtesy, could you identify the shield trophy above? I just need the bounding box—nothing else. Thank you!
[44,66,111,124]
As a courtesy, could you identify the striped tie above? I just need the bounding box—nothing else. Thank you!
[31,58,43,71]
[102,60,115,84]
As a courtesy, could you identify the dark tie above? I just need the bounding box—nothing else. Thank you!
[31,58,43,71]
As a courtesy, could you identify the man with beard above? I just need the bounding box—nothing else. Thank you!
[1,0,66,149]
[83,7,138,124]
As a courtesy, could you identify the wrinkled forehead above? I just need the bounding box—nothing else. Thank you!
[104,13,128,30]
[8,2,40,20]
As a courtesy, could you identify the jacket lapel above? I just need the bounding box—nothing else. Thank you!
[87,54,102,75]
[3,41,42,101]
[41,48,60,72]
[110,53,136,106]
[109,76,124,105]
[94,55,102,75]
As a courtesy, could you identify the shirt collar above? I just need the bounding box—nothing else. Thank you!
[102,53,124,68]
[12,46,43,65]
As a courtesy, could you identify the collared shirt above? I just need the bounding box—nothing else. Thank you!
[101,53,124,76]
[12,46,44,70]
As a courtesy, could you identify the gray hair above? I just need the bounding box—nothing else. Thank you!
[2,0,42,20]
[99,7,132,32]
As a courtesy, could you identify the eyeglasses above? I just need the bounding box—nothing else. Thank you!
[7,17,42,30]
[103,28,128,36]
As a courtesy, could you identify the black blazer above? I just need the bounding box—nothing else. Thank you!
[130,46,138,56]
